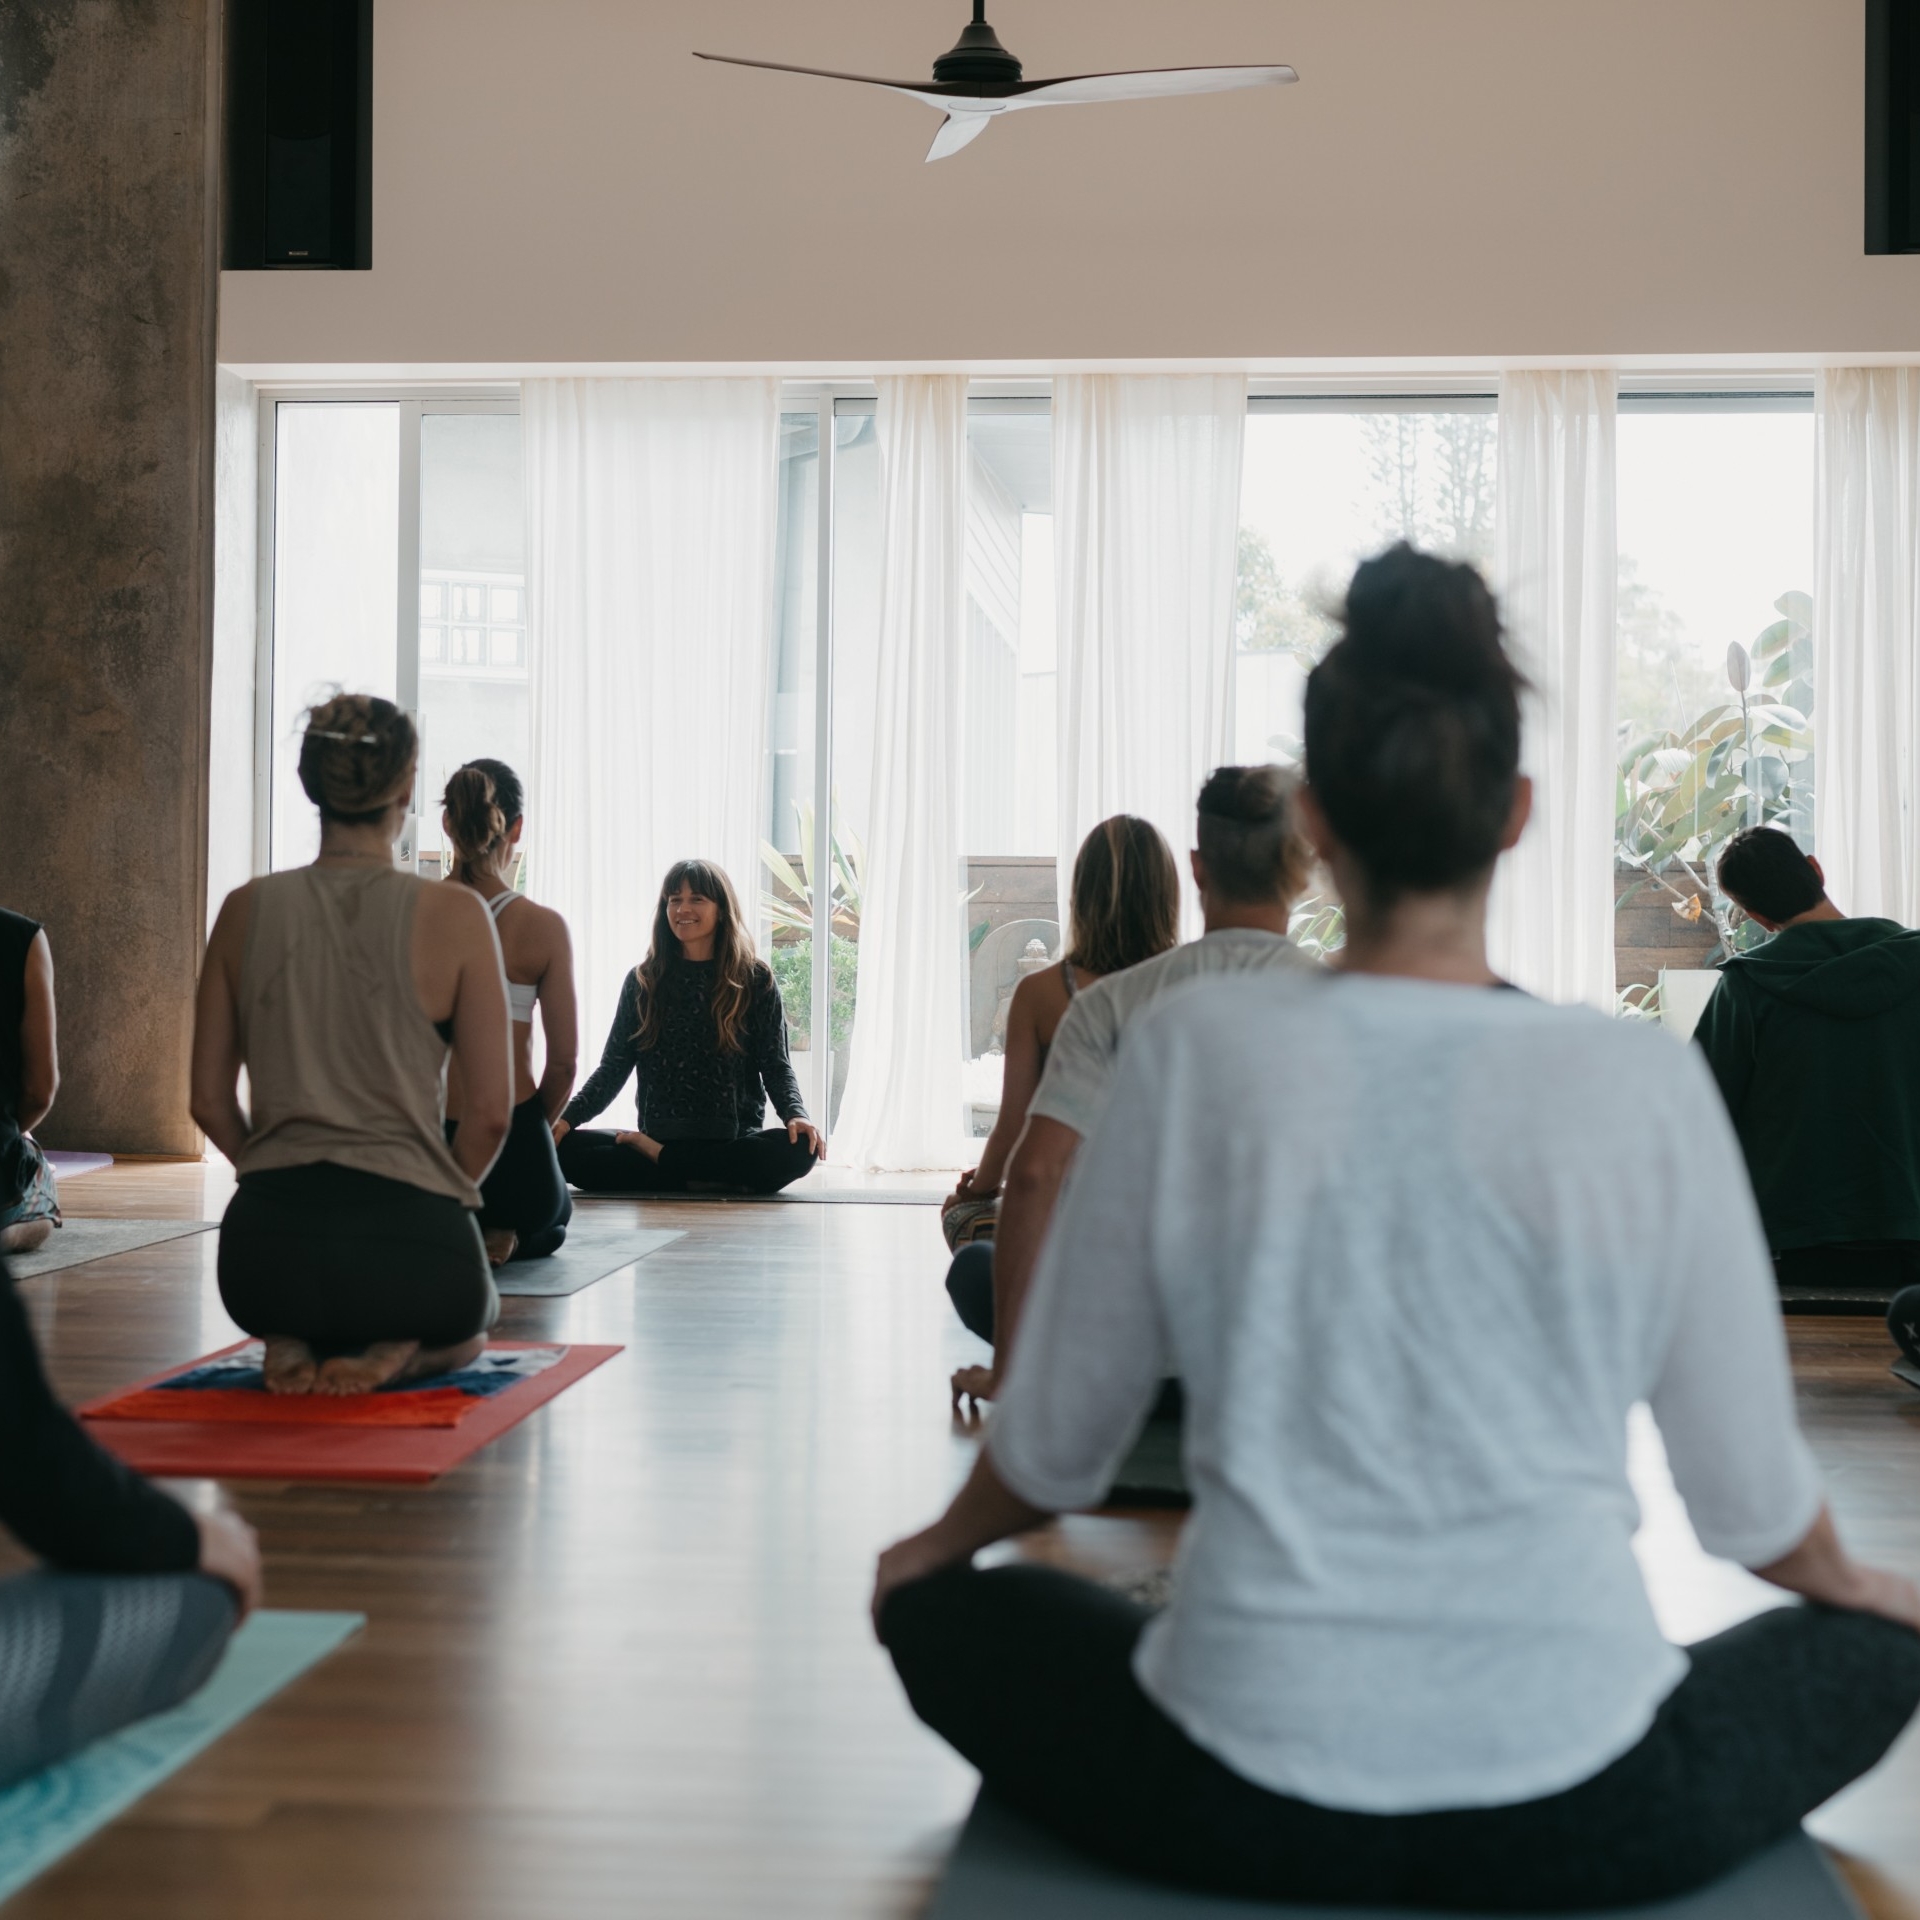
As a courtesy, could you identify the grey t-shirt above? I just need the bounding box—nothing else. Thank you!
[991,971,1823,1814]
[1026,928,1313,1139]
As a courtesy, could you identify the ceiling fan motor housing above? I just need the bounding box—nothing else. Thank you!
[932,19,1023,85]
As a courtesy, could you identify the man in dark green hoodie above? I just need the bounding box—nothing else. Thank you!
[1698,826,1920,1319]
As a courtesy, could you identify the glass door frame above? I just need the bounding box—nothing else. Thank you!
[252,385,520,877]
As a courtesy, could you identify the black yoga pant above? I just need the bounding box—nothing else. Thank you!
[1775,1241,1920,1312]
[449,1095,571,1259]
[558,1127,816,1197]
[219,1163,498,1353]
[880,1564,1920,1913]
[947,1242,996,1342]
[0,1571,236,1790]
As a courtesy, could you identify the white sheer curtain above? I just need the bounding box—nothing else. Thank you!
[832,377,970,1170]
[1814,368,1920,922]
[1053,375,1247,933]
[524,377,780,1070]
[1488,370,1618,1008]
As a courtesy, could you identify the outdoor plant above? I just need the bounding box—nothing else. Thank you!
[1614,591,1812,1006]
[760,801,864,1052]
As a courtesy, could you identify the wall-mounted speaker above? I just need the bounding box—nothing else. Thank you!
[1868,0,1920,253]
[224,0,373,270]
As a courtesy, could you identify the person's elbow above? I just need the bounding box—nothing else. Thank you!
[544,1052,578,1092]
[19,1062,57,1124]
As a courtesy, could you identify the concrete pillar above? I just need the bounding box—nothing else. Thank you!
[0,2,220,1154]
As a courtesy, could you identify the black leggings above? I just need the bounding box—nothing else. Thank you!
[880,1564,1920,1912]
[0,1571,236,1790]
[449,1095,572,1259]
[947,1243,996,1342]
[558,1127,816,1197]
[219,1163,498,1353]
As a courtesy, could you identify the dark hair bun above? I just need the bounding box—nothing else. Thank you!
[1303,544,1525,900]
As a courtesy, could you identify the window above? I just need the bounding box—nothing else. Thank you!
[1613,398,1815,1007]
[262,397,522,877]
[414,410,529,878]
[1236,399,1498,951]
[267,403,400,871]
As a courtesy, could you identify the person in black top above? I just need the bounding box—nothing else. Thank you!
[0,907,61,1253]
[0,1254,262,1786]
[555,860,822,1196]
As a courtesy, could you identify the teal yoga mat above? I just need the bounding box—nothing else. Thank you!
[0,1608,364,1902]
[930,1793,1865,1920]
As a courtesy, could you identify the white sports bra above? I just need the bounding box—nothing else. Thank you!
[484,890,540,1025]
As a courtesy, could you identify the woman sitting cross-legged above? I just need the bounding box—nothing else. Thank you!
[192,694,514,1395]
[873,544,1920,1913]
[0,1251,261,1789]
[441,758,578,1265]
[941,813,1180,1345]
[555,860,821,1197]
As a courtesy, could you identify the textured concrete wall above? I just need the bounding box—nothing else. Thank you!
[0,2,219,1154]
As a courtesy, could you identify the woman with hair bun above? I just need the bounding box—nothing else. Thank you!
[874,545,1920,1911]
[440,758,577,1264]
[191,694,513,1395]
[555,859,820,1196]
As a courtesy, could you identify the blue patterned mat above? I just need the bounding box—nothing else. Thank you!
[0,1609,364,1902]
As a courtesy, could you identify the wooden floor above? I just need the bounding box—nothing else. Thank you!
[9,1161,1920,1918]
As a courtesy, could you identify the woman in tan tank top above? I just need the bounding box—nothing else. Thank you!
[191,695,514,1396]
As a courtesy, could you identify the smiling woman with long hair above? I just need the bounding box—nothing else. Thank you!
[555,859,820,1196]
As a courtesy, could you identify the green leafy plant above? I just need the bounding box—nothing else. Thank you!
[1614,590,1812,1000]
[761,800,863,943]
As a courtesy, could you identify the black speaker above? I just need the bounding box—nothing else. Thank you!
[225,0,373,270]
[1868,0,1920,254]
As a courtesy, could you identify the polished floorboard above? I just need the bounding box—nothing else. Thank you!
[5,1160,1920,1919]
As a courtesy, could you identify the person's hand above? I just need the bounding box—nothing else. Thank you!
[615,1130,643,1151]
[550,1118,571,1145]
[871,1527,963,1637]
[950,1166,980,1203]
[196,1509,263,1620]
[787,1118,823,1158]
[951,1363,997,1409]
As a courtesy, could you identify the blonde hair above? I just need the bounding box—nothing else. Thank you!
[298,693,417,822]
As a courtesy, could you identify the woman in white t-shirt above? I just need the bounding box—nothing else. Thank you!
[872,543,1920,1910]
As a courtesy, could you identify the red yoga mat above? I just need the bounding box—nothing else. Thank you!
[78,1340,623,1483]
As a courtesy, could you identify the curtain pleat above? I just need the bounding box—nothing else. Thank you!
[524,377,780,1081]
[1052,374,1248,935]
[831,376,970,1170]
[1488,370,1619,1009]
[1814,368,1920,923]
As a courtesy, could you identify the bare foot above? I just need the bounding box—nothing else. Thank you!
[484,1228,519,1267]
[314,1341,420,1395]
[262,1337,319,1395]
[395,1335,486,1385]
[0,1219,53,1254]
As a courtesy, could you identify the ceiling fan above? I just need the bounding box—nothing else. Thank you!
[695,3,1297,163]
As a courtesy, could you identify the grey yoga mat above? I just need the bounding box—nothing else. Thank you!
[495,1223,682,1296]
[8,1219,217,1279]
[928,1793,1865,1920]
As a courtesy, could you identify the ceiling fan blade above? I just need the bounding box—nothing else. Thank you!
[1004,64,1298,110]
[926,111,997,163]
[694,51,940,97]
